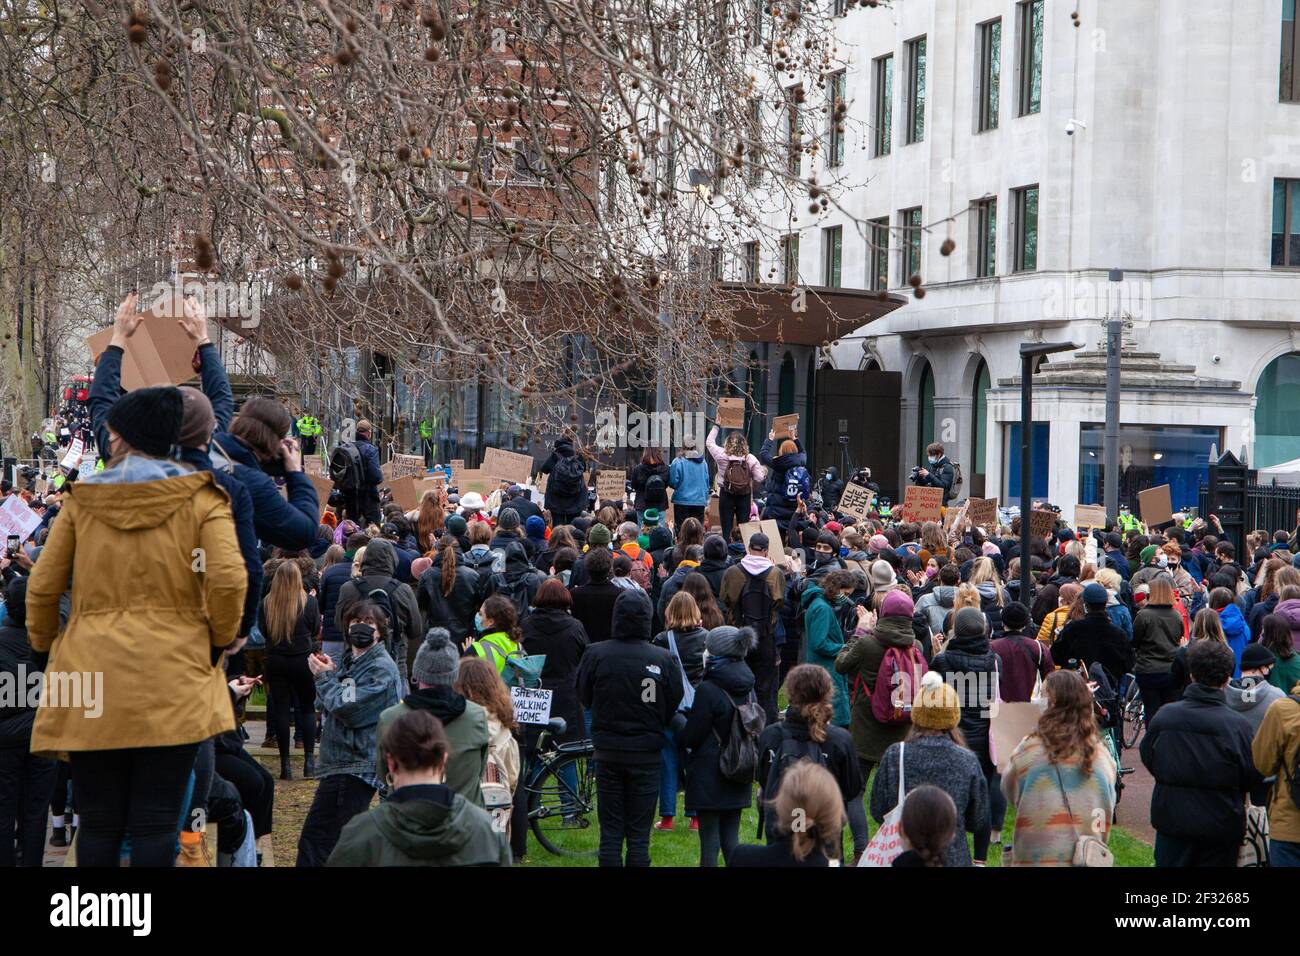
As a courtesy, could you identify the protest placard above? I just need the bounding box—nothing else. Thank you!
[60,439,84,471]
[1138,484,1174,528]
[390,454,425,479]
[596,469,626,502]
[704,496,720,531]
[1029,509,1057,538]
[943,499,971,535]
[738,519,785,565]
[967,497,998,529]
[510,686,554,725]
[900,485,943,524]
[715,397,745,429]
[77,456,98,480]
[86,296,198,392]
[836,482,875,522]
[301,454,325,477]
[387,474,419,511]
[772,413,799,440]
[1074,504,1108,530]
[453,469,495,495]
[1085,533,1099,568]
[450,459,465,474]
[0,495,42,544]
[482,447,534,485]
[307,474,334,518]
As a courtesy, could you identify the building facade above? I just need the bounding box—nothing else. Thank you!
[743,0,1300,513]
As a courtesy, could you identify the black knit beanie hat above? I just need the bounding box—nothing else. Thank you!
[106,386,184,458]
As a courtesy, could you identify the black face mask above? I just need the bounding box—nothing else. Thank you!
[347,622,378,649]
[814,551,835,566]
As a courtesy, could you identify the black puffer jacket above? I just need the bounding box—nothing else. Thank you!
[576,589,683,761]
[630,461,670,511]
[521,607,589,744]
[416,550,481,646]
[479,542,545,615]
[540,439,587,517]
[1050,610,1135,684]
[678,658,758,810]
[1139,684,1264,844]
[930,631,1000,760]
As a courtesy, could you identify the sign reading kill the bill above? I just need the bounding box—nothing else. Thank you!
[482,447,534,486]
[836,482,875,522]
[900,485,943,524]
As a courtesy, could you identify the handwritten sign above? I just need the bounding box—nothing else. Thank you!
[389,454,425,479]
[1085,533,1099,568]
[837,482,875,522]
[482,447,534,486]
[387,474,419,511]
[450,459,465,474]
[943,500,971,535]
[772,414,799,440]
[596,469,626,503]
[77,456,98,480]
[510,686,554,726]
[1138,484,1173,528]
[716,397,745,429]
[967,497,998,529]
[301,454,325,477]
[900,485,943,524]
[738,519,785,565]
[0,494,42,544]
[1074,504,1108,530]
[60,439,84,471]
[1029,509,1057,538]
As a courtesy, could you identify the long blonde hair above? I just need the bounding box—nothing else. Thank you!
[967,557,1005,605]
[263,561,306,645]
[1190,607,1226,644]
[771,761,844,863]
[723,431,749,457]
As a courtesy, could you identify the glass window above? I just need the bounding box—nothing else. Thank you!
[873,55,893,157]
[1005,422,1050,506]
[901,206,923,284]
[869,217,890,291]
[822,225,842,287]
[1078,424,1220,516]
[828,71,847,167]
[973,360,990,477]
[782,233,800,285]
[1013,185,1038,272]
[1017,1,1043,116]
[918,362,935,466]
[975,197,997,277]
[786,88,802,176]
[747,99,764,185]
[1272,178,1300,267]
[977,19,1001,132]
[742,241,760,283]
[1255,352,1300,467]
[1283,0,1299,102]
[905,37,926,144]
[779,353,796,415]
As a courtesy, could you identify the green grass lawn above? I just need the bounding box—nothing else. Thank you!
[518,769,1155,868]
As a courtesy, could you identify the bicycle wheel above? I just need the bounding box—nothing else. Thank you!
[1121,685,1144,750]
[528,751,599,857]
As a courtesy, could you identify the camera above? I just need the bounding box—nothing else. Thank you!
[1065,118,1086,136]
[837,435,850,445]
[909,465,922,482]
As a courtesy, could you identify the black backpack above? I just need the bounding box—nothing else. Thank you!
[759,727,828,839]
[330,443,364,491]
[715,690,767,784]
[736,569,775,641]
[644,472,668,507]
[550,455,585,498]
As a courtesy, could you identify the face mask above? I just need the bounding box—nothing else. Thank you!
[1157,553,1169,568]
[474,612,484,632]
[346,622,377,649]
[825,473,833,481]
[926,566,938,579]
[928,457,939,466]
[815,551,834,566]
[839,546,849,557]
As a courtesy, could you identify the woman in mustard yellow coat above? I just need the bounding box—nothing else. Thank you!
[25,386,247,867]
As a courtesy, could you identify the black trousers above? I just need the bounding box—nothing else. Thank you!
[0,744,59,866]
[296,773,375,867]
[550,512,580,528]
[673,504,705,528]
[595,758,660,867]
[718,491,751,541]
[1155,832,1238,868]
[747,635,780,726]
[206,773,249,855]
[69,742,200,867]
[266,653,317,761]
[215,748,275,839]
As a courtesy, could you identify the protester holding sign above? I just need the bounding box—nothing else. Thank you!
[705,425,765,541]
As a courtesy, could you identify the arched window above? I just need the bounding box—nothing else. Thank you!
[972,359,990,495]
[917,361,935,466]
[778,352,796,414]
[1256,353,1300,467]
[862,358,882,371]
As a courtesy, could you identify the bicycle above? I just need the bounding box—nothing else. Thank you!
[1120,675,1145,750]
[525,717,599,857]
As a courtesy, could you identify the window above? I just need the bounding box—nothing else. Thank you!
[822,225,842,287]
[872,55,893,157]
[742,241,760,282]
[785,90,803,176]
[1016,1,1043,116]
[917,361,935,467]
[1284,0,1300,102]
[478,141,496,181]
[709,246,723,281]
[660,121,677,197]
[1273,178,1300,267]
[512,140,544,182]
[901,206,922,284]
[828,71,847,167]
[750,0,768,45]
[712,110,727,181]
[976,19,1001,132]
[1012,185,1038,272]
[747,99,764,185]
[782,233,800,285]
[974,197,997,277]
[972,360,990,496]
[868,217,890,291]
[832,0,846,15]
[904,37,926,144]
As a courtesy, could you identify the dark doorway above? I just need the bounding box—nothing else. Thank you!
[814,368,902,503]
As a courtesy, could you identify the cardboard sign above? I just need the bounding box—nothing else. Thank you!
[1138,484,1174,528]
[837,482,875,522]
[510,686,554,726]
[535,472,548,494]
[943,499,971,535]
[453,468,495,496]
[596,469,626,503]
[85,299,199,392]
[1029,509,1057,538]
[738,519,785,565]
[990,699,1047,773]
[0,494,42,544]
[716,397,745,429]
[704,495,721,531]
[482,446,534,485]
[301,454,325,477]
[772,413,799,440]
[1074,504,1108,530]
[381,460,395,480]
[967,497,998,529]
[35,478,48,497]
[900,485,943,524]
[60,439,84,471]
[387,474,419,511]
[450,459,465,474]
[390,454,425,479]
[414,476,445,503]
[77,456,98,480]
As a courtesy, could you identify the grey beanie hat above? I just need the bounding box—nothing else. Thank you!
[412,627,460,687]
[705,625,757,661]
[953,606,987,638]
[497,507,521,531]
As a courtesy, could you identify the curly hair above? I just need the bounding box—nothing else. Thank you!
[1031,670,1102,774]
[782,665,834,743]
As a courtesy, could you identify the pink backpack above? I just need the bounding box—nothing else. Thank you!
[865,645,929,725]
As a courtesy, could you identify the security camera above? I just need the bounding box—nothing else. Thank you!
[1065,118,1087,136]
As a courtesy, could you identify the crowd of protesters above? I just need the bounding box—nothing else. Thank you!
[1,297,1299,869]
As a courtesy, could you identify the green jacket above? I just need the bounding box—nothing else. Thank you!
[834,614,917,762]
[376,693,489,806]
[801,583,850,727]
[326,785,510,867]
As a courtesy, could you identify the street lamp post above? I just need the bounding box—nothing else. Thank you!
[1019,340,1083,605]
[1104,269,1124,523]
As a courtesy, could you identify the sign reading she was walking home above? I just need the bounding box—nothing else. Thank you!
[510,686,553,726]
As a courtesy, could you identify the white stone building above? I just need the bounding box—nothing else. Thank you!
[743,0,1300,514]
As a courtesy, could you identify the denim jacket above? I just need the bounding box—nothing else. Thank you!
[315,643,403,785]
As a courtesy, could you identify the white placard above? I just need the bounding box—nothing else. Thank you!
[77,455,98,480]
[510,686,554,725]
[60,438,83,471]
[0,495,42,544]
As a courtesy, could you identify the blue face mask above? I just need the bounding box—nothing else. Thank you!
[839,546,849,557]
[474,612,484,632]
[928,456,939,466]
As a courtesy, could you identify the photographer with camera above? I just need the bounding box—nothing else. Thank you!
[910,442,956,505]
